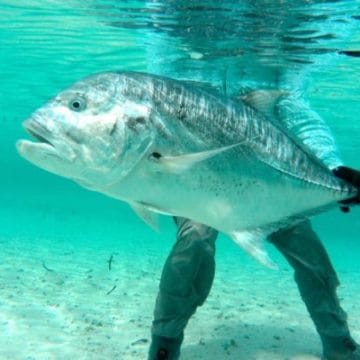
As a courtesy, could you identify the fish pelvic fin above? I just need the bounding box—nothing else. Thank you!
[129,201,160,231]
[230,229,278,269]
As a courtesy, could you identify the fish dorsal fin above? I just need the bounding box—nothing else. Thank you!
[238,89,333,182]
[129,201,159,231]
[149,143,240,174]
[240,89,287,119]
[230,229,278,269]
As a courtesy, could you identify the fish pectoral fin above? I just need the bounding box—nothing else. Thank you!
[149,143,240,174]
[230,229,278,269]
[129,201,160,231]
[240,89,288,119]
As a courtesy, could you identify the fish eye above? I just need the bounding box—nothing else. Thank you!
[69,97,86,112]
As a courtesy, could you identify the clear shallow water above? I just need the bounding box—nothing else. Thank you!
[1,1,360,359]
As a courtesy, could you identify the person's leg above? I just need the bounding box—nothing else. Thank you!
[148,217,218,360]
[269,220,359,360]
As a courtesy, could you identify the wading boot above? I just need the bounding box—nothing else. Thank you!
[148,334,184,360]
[322,336,360,360]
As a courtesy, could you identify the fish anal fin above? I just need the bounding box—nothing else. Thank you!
[230,229,278,269]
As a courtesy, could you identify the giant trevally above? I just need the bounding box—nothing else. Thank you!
[16,71,357,267]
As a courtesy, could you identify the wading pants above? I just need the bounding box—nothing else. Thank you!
[150,217,356,358]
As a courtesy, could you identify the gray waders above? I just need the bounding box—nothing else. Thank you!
[148,218,358,360]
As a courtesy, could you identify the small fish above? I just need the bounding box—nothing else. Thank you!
[106,285,117,296]
[107,254,114,271]
[17,71,356,267]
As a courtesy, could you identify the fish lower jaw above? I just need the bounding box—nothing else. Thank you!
[16,139,56,154]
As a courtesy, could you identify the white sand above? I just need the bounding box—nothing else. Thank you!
[0,190,359,360]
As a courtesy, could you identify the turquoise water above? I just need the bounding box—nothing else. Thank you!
[1,1,360,359]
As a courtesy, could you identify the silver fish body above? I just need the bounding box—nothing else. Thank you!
[16,72,356,266]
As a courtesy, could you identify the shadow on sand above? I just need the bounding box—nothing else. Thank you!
[181,321,322,360]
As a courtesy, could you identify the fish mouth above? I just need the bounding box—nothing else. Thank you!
[16,118,72,176]
[23,119,55,147]
[16,118,61,161]
[26,127,53,146]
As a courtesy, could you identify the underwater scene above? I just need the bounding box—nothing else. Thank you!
[1,1,360,359]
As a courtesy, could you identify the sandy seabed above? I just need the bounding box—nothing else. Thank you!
[0,191,359,360]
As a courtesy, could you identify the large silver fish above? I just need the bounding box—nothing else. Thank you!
[16,72,356,267]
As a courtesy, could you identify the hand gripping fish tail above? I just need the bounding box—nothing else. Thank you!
[333,166,360,212]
